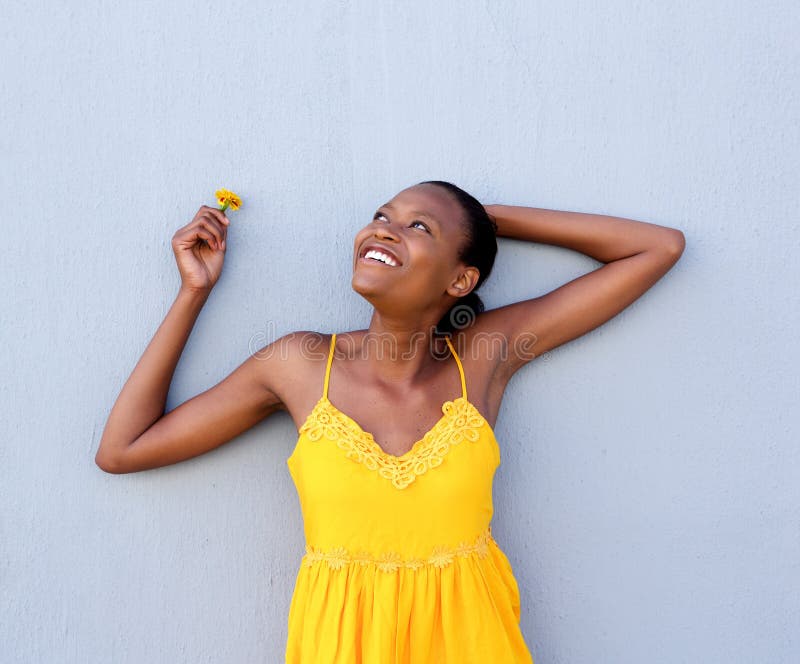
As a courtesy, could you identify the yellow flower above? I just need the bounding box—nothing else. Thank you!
[405,558,424,571]
[377,551,402,573]
[428,547,454,569]
[215,188,242,212]
[324,547,351,571]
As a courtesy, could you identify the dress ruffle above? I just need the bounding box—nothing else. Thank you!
[285,537,531,663]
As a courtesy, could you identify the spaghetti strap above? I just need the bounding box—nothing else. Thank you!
[325,333,465,401]
[322,333,336,400]
[444,336,467,400]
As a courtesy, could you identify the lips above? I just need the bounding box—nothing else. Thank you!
[358,243,403,267]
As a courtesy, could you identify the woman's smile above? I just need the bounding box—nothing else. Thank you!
[358,244,403,267]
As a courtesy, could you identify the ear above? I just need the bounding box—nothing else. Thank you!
[446,266,480,298]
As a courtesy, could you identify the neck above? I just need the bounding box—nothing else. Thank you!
[346,312,451,388]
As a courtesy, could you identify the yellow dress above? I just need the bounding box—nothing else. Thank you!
[285,333,534,663]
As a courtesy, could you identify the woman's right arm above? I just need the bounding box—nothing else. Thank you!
[95,205,290,474]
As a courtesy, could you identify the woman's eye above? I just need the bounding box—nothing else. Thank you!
[372,212,428,232]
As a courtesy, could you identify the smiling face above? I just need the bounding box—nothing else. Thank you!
[351,183,480,323]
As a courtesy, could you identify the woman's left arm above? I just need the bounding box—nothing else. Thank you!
[481,203,685,380]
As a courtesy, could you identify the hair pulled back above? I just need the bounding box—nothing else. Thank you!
[417,180,498,336]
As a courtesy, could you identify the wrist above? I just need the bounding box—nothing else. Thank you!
[177,285,212,302]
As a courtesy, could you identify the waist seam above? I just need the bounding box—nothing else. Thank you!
[301,526,495,572]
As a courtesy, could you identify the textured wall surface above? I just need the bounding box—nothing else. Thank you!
[2,1,798,662]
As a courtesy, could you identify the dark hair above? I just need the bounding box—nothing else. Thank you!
[417,180,498,336]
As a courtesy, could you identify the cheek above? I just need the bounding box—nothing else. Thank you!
[411,251,452,284]
[352,230,369,251]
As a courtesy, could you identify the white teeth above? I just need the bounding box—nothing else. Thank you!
[364,249,398,266]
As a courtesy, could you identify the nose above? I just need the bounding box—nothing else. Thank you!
[374,221,399,241]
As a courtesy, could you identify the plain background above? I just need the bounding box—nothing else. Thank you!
[2,1,798,662]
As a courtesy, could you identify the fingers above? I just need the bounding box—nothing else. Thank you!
[173,206,231,252]
[193,224,222,251]
[193,206,228,250]
[201,204,230,227]
[196,220,226,251]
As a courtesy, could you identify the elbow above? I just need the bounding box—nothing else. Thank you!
[95,446,129,475]
[661,229,686,261]
[95,452,121,474]
[670,229,686,254]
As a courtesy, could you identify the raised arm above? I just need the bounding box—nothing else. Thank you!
[95,290,295,474]
[480,203,686,381]
[95,206,293,474]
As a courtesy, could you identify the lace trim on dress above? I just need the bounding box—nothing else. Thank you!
[299,396,487,490]
[302,527,493,572]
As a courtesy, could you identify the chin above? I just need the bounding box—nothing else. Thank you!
[351,275,374,297]
[351,274,389,305]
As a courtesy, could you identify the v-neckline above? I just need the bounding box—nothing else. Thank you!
[318,394,473,460]
[300,331,484,462]
[293,392,497,490]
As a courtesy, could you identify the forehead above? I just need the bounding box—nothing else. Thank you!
[384,184,464,231]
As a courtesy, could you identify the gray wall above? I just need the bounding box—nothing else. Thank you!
[2,1,798,662]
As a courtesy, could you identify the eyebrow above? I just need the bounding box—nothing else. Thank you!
[380,202,440,225]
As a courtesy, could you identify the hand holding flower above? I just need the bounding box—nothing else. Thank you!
[170,189,242,294]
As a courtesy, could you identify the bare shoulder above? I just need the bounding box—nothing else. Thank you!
[452,313,512,379]
[252,330,337,429]
[448,317,515,427]
[250,330,330,407]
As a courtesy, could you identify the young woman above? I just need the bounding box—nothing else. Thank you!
[96,181,685,663]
